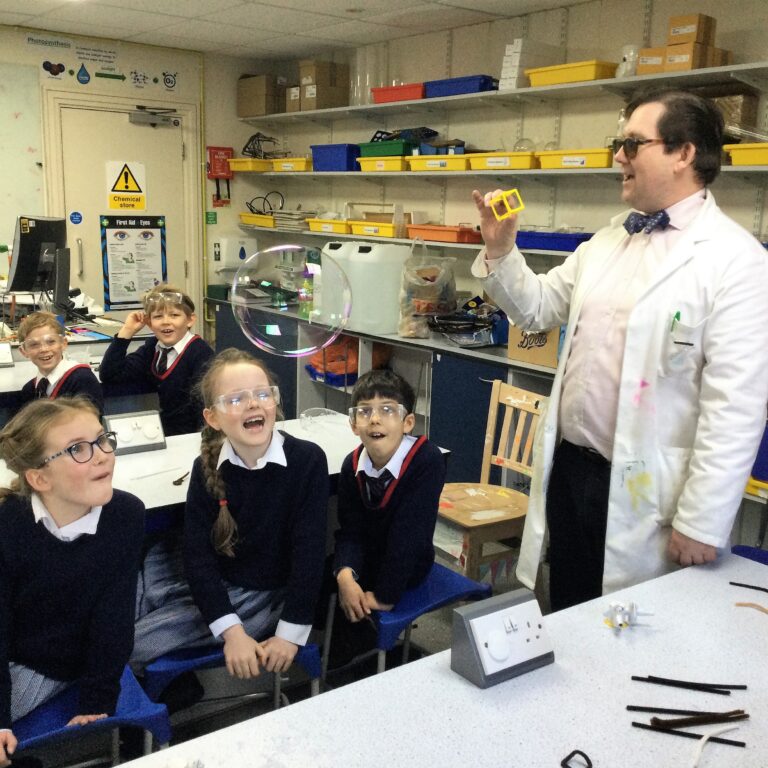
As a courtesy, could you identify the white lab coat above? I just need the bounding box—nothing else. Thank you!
[479,193,768,594]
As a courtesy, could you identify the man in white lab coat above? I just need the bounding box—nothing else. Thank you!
[471,89,768,610]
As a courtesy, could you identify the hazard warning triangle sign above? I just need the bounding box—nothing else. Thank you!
[111,163,143,193]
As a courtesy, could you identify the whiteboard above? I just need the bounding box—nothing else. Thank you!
[0,64,43,256]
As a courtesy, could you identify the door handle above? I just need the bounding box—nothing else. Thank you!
[77,238,84,277]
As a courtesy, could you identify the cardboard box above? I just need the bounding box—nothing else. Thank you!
[664,42,710,72]
[301,84,348,111]
[298,59,350,88]
[237,74,278,117]
[507,325,562,368]
[636,47,666,75]
[286,86,301,113]
[667,13,716,46]
[708,47,732,67]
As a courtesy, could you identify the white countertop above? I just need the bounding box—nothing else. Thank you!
[125,554,768,767]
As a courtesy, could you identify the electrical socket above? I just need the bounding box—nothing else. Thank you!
[451,588,554,688]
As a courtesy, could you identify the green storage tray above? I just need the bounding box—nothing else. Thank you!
[358,140,417,157]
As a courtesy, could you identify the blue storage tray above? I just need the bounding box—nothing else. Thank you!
[424,75,498,98]
[310,143,361,172]
[305,364,358,388]
[515,231,593,252]
[418,143,466,155]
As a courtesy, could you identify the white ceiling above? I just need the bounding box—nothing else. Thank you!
[0,0,574,60]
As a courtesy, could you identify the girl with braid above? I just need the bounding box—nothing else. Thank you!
[132,349,328,679]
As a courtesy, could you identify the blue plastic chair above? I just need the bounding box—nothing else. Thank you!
[143,642,322,709]
[732,544,768,566]
[13,666,170,762]
[323,562,492,676]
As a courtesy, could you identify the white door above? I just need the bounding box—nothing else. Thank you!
[53,103,196,314]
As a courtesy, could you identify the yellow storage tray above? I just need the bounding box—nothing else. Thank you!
[239,212,276,227]
[306,218,352,234]
[348,220,397,237]
[405,155,470,171]
[272,157,312,172]
[724,143,768,166]
[467,151,539,170]
[357,157,409,172]
[535,148,613,169]
[525,60,618,87]
[227,158,273,172]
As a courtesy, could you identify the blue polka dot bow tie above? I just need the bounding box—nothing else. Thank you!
[623,209,670,235]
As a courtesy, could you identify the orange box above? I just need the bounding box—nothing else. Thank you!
[507,325,562,368]
[636,47,666,75]
[665,42,710,72]
[666,13,716,46]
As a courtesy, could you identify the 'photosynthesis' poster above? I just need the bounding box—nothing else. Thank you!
[101,215,166,309]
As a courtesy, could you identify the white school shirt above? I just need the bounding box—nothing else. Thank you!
[31,493,102,541]
[209,432,311,647]
[356,434,417,481]
[36,358,91,395]
[156,330,196,369]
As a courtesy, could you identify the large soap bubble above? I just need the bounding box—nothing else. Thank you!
[230,244,352,357]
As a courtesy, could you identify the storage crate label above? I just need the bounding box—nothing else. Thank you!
[363,226,379,233]
[321,223,333,231]
[486,157,511,167]
[426,159,446,168]
[671,23,696,35]
[375,161,385,169]
[562,156,587,167]
[281,163,295,170]
[667,54,690,64]
[639,55,663,65]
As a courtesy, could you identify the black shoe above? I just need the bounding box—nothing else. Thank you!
[157,670,205,715]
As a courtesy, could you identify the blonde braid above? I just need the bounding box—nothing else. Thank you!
[200,424,238,557]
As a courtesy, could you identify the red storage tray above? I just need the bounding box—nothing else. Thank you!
[407,224,483,243]
[371,82,425,103]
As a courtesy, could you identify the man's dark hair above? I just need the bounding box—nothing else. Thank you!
[351,369,416,414]
[626,89,724,185]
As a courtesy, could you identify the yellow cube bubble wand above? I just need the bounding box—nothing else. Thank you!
[490,188,525,221]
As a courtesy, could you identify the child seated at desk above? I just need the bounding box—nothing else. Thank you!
[17,312,103,415]
[0,398,144,765]
[99,284,213,436]
[330,370,445,663]
[132,348,328,681]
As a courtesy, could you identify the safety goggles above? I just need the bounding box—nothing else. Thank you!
[213,386,280,414]
[611,137,665,159]
[21,335,64,353]
[144,290,194,314]
[348,404,407,424]
[37,431,117,468]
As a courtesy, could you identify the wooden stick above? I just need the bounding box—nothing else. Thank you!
[730,580,768,594]
[626,705,741,716]
[631,676,730,695]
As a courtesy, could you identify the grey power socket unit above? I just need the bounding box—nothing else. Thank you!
[451,588,554,688]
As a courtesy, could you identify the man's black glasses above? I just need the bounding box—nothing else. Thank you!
[611,137,665,159]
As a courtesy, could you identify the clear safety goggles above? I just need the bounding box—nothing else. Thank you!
[213,386,280,414]
[144,290,194,314]
[348,403,407,424]
[21,335,64,353]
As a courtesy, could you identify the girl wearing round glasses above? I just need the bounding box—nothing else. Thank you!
[0,398,144,763]
[132,348,328,680]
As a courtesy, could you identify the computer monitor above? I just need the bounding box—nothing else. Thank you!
[8,215,70,314]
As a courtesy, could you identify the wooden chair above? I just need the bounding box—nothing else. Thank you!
[437,380,546,581]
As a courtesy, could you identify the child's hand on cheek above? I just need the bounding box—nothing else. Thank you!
[118,311,147,339]
[260,636,298,673]
[222,623,264,679]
